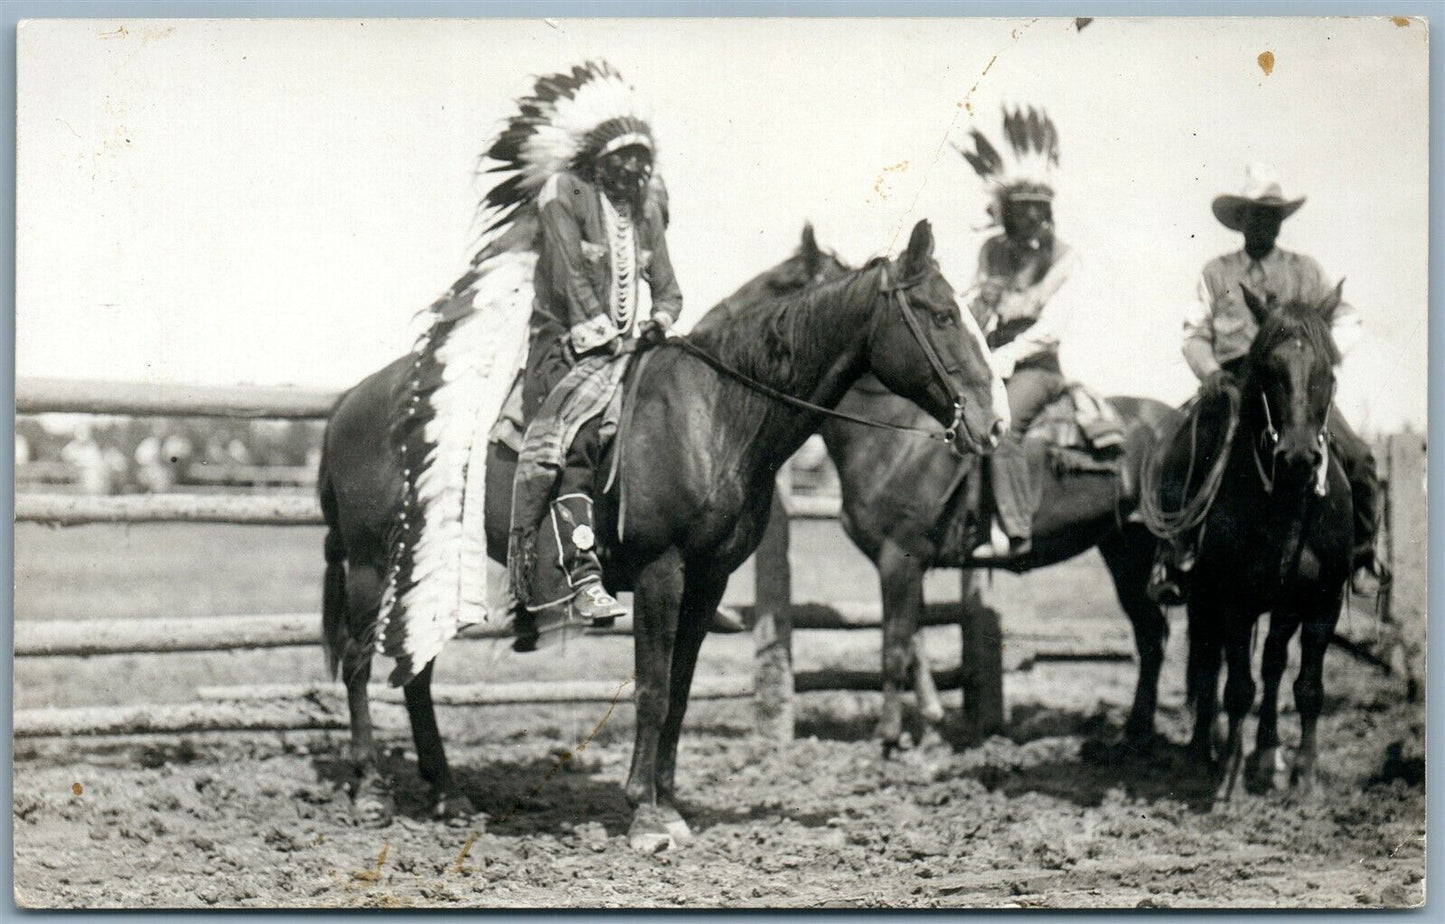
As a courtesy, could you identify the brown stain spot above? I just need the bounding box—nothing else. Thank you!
[452,831,480,873]
[352,838,391,883]
[872,160,910,201]
[1392,16,1410,27]
[1258,51,1275,76]
[100,25,128,39]
[71,782,83,796]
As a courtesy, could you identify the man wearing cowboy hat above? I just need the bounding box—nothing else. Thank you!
[1149,164,1389,604]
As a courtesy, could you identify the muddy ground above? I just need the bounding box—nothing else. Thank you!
[11,523,1427,909]
[12,659,1425,909]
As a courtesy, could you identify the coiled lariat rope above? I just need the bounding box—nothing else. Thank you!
[1139,385,1242,544]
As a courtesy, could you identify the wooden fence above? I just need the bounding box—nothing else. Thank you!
[14,377,1423,742]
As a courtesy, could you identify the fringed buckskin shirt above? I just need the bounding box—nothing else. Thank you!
[1183,247,1362,380]
[532,171,682,357]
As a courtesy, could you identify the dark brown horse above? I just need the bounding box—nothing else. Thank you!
[1174,284,1353,799]
[697,239,1181,755]
[822,384,1180,755]
[319,220,1006,847]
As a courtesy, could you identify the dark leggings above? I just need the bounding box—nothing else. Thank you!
[992,364,1066,540]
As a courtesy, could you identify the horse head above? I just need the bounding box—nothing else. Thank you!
[1241,281,1343,487]
[693,224,852,335]
[867,220,1008,454]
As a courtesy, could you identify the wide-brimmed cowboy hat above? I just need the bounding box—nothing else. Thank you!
[1211,163,1306,231]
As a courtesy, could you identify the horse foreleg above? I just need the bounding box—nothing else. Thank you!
[403,658,474,820]
[651,566,730,846]
[1291,611,1337,794]
[1186,601,1223,768]
[1247,613,1295,793]
[625,548,685,851]
[1099,530,1168,746]
[877,540,924,758]
[1215,619,1257,803]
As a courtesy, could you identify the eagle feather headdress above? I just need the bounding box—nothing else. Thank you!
[366,62,659,688]
[955,105,1060,221]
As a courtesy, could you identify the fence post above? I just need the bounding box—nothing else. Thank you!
[753,472,795,742]
[959,569,1006,741]
[1385,432,1427,701]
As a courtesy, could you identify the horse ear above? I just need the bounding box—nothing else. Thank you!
[902,219,935,273]
[1318,278,1345,323]
[1239,283,1270,326]
[800,223,821,274]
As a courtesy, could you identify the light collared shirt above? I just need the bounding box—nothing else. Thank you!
[1183,247,1362,380]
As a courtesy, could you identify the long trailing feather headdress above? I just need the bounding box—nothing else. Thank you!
[371,61,659,688]
[954,105,1060,219]
[478,60,658,235]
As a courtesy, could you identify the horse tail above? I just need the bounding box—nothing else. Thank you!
[318,447,350,682]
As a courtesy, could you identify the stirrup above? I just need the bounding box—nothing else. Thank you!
[972,521,1028,561]
[573,582,629,624]
[1147,560,1188,608]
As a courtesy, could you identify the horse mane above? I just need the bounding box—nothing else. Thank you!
[685,258,886,390]
[1246,297,1342,374]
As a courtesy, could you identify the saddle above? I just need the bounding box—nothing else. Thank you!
[933,385,1132,564]
[502,347,656,617]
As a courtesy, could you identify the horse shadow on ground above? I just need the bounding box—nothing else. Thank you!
[797,701,1220,812]
[951,703,1219,811]
[311,749,636,838]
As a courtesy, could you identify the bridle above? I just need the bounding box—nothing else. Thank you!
[876,263,969,448]
[662,261,974,450]
[1250,367,1332,498]
[1252,390,1332,498]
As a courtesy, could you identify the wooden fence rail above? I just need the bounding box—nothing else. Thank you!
[15,493,325,526]
[14,378,1424,741]
[16,377,339,420]
[13,603,989,658]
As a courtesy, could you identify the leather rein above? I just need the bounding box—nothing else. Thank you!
[657,263,970,448]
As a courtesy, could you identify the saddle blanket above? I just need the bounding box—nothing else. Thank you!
[1027,382,1127,454]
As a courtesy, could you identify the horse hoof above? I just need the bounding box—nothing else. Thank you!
[1214,764,1245,804]
[628,806,690,853]
[629,830,675,853]
[918,726,947,750]
[1244,748,1284,794]
[663,817,693,845]
[433,792,478,823]
[351,790,395,828]
[881,735,912,761]
[1289,767,1318,795]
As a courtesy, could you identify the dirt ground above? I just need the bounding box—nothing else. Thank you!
[11,523,1428,909]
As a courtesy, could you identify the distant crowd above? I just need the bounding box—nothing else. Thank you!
[14,417,324,496]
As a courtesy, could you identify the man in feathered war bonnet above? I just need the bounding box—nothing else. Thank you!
[1147,165,1390,605]
[957,107,1080,559]
[511,70,683,625]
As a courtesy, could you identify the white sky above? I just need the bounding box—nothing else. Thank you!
[16,16,1430,434]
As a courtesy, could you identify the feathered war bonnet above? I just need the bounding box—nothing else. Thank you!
[477,60,663,235]
[955,105,1060,226]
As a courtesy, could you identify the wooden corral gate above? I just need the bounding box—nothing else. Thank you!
[13,377,1426,743]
